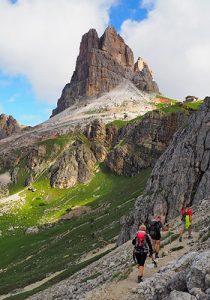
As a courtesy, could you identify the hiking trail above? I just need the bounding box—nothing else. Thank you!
[86,231,199,300]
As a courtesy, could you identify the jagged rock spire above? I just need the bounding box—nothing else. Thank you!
[52,26,159,116]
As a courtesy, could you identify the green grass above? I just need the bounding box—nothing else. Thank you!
[0,165,151,297]
[38,135,72,160]
[184,100,203,110]
[8,158,29,195]
[153,99,204,115]
[112,266,133,281]
[81,272,102,283]
[107,119,129,129]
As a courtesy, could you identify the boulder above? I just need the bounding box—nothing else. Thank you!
[166,290,196,300]
[25,226,39,235]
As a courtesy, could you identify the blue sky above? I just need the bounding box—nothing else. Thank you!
[0,0,148,126]
[0,0,210,126]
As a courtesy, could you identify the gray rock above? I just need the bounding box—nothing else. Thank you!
[25,226,39,235]
[50,140,96,188]
[186,251,210,291]
[119,97,210,243]
[166,290,196,300]
[205,274,210,289]
[190,287,208,300]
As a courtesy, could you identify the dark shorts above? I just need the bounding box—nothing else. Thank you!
[151,232,161,241]
[135,252,147,266]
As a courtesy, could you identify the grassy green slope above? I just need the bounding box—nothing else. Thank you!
[0,166,151,297]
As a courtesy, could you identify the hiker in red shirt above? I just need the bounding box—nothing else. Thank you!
[132,224,153,283]
[179,203,193,242]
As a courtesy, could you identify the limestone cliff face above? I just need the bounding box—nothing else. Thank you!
[118,97,210,245]
[50,140,96,189]
[0,114,23,140]
[52,27,159,116]
[106,110,189,176]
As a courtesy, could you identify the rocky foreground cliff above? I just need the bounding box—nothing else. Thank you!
[52,26,159,116]
[118,96,210,244]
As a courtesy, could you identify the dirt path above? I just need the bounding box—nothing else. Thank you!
[87,232,198,300]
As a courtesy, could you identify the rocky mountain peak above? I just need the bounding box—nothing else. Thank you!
[79,28,99,53]
[134,57,147,72]
[0,114,23,140]
[52,26,159,116]
[100,26,134,67]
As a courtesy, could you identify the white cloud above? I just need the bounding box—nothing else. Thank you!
[121,0,210,100]
[0,0,116,103]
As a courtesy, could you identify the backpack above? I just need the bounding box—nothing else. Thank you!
[148,221,160,239]
[185,214,191,229]
[133,231,148,254]
[181,208,189,222]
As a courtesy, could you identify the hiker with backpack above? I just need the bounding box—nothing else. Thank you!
[148,215,163,259]
[132,224,153,283]
[179,203,193,242]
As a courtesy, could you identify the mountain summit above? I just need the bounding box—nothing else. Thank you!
[52,26,159,116]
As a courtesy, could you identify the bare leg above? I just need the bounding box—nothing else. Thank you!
[188,225,192,237]
[179,224,184,241]
[155,240,160,257]
[138,266,144,277]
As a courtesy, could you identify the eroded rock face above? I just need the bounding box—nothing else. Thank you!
[118,97,210,242]
[0,114,23,140]
[50,140,96,188]
[52,27,159,116]
[106,110,189,176]
[130,251,210,300]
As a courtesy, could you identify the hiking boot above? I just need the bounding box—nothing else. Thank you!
[155,253,159,259]
[188,235,193,239]
[179,236,182,242]
[137,276,143,283]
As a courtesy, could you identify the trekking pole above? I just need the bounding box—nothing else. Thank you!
[151,253,157,268]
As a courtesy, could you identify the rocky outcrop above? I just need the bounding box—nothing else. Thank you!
[118,97,210,243]
[130,251,210,300]
[0,114,23,140]
[133,57,159,94]
[50,140,96,188]
[52,27,159,116]
[106,110,189,176]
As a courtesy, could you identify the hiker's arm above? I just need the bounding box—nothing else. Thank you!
[189,210,193,222]
[163,223,170,231]
[146,235,153,255]
[132,236,137,245]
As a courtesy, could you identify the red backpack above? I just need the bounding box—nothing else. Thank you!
[134,231,147,254]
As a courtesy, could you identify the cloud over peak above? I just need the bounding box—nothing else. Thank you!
[121,0,210,100]
[0,0,116,103]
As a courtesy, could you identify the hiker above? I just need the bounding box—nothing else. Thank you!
[148,215,163,259]
[132,224,153,283]
[123,112,128,119]
[179,203,193,242]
